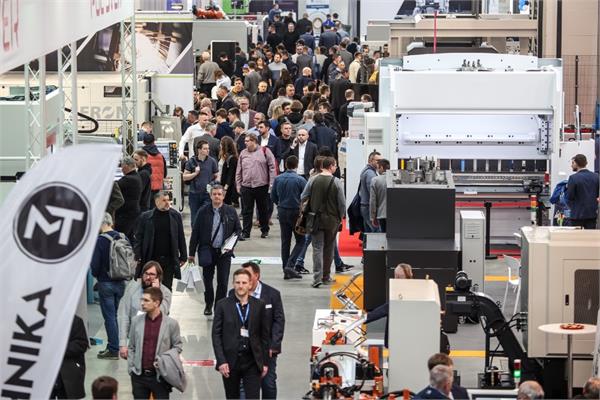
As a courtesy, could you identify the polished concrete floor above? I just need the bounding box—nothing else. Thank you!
[83,207,519,399]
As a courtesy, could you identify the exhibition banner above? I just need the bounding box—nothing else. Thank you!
[0,0,134,74]
[0,144,121,399]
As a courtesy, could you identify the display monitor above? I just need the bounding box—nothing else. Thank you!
[468,389,518,400]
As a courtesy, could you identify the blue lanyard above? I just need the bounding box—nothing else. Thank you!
[236,302,250,325]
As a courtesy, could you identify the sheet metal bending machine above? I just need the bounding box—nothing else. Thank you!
[364,54,595,242]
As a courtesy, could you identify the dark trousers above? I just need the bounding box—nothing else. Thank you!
[156,256,176,292]
[131,373,171,399]
[223,352,261,400]
[240,185,270,236]
[378,218,387,232]
[278,207,303,270]
[200,82,216,97]
[570,218,597,229]
[189,191,210,227]
[203,251,232,307]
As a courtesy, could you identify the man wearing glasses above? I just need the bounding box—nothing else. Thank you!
[117,260,172,360]
[237,96,257,130]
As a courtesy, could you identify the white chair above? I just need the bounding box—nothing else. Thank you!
[502,255,521,316]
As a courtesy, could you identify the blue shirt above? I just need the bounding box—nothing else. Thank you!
[271,170,307,210]
[185,156,218,194]
[212,207,224,248]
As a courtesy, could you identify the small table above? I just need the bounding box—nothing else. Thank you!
[538,323,597,398]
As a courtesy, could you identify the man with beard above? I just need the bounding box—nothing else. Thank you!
[134,191,187,291]
[118,261,172,360]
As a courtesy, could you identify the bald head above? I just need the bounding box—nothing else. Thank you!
[517,381,544,400]
[583,377,600,399]
[394,263,413,279]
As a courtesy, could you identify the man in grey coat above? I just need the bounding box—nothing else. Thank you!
[118,261,172,359]
[127,287,182,399]
[370,159,390,233]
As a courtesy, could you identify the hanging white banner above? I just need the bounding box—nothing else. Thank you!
[0,0,134,74]
[0,144,121,399]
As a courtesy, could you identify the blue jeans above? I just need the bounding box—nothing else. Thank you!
[97,280,126,353]
[296,234,343,268]
[360,204,379,233]
[278,208,303,270]
[189,191,210,227]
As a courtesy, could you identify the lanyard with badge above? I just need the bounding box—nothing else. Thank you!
[236,302,250,338]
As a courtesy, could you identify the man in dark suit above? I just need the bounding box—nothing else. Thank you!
[417,365,454,399]
[51,315,88,399]
[424,353,469,399]
[134,191,187,291]
[289,128,318,179]
[309,112,338,159]
[189,185,241,316]
[566,153,599,229]
[115,156,142,240]
[212,269,270,400]
[240,262,285,399]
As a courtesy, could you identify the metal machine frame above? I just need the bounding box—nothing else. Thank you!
[362,53,595,241]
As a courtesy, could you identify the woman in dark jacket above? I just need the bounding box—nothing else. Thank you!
[219,136,239,206]
[255,57,272,87]
[272,68,294,98]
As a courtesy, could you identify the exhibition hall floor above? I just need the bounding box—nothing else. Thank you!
[85,206,518,399]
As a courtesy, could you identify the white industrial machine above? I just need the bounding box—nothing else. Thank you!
[388,279,441,392]
[361,53,595,242]
[520,227,600,387]
[460,210,486,292]
[0,73,151,135]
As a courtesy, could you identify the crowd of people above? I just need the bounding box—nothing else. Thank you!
[48,3,600,400]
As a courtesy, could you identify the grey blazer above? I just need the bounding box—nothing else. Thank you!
[118,280,172,346]
[369,174,387,220]
[128,313,183,377]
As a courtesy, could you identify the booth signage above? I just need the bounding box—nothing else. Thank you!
[0,145,121,399]
[0,0,133,74]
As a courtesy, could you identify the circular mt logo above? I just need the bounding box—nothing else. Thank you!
[13,182,91,264]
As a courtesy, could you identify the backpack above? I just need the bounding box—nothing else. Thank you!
[101,232,135,280]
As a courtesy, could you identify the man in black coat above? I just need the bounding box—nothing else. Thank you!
[189,185,242,315]
[338,88,355,134]
[289,128,318,179]
[240,262,285,399]
[216,85,238,112]
[133,149,152,212]
[212,269,270,400]
[51,315,88,399]
[134,191,187,291]
[115,156,142,240]
[309,112,338,159]
[250,81,273,116]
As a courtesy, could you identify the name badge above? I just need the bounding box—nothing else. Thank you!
[265,304,272,309]
[240,328,249,338]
